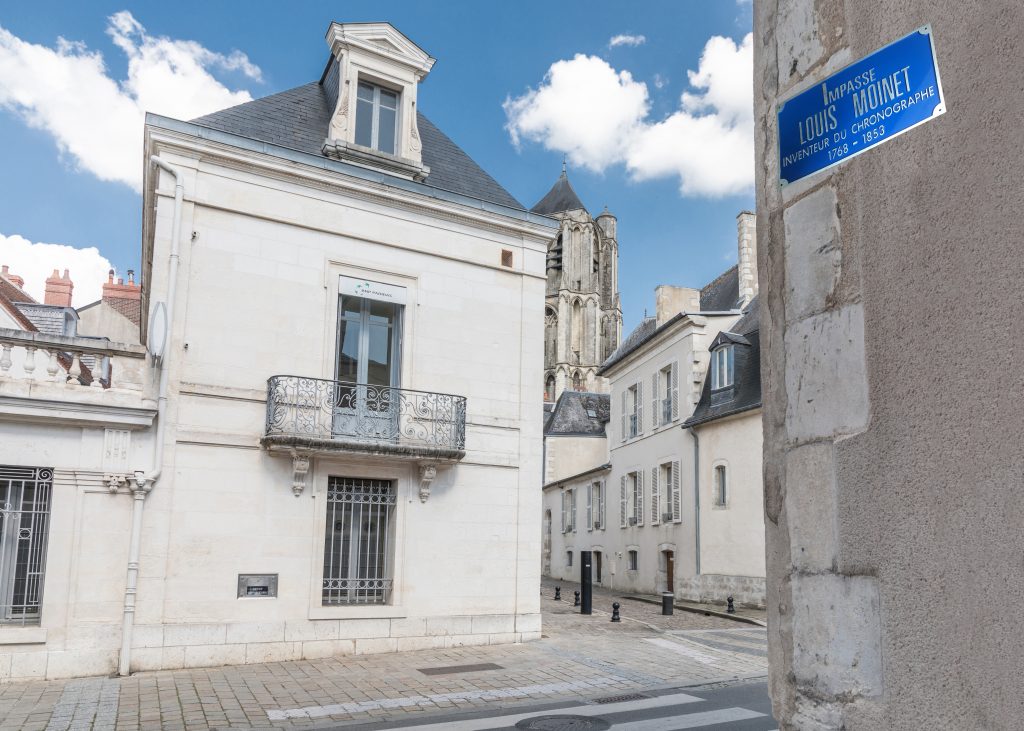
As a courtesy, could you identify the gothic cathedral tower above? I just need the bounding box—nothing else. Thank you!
[532,167,622,401]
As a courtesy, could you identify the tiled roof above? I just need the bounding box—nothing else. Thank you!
[106,297,142,327]
[598,317,657,373]
[531,170,586,215]
[684,296,762,427]
[0,275,37,330]
[544,391,610,436]
[189,78,525,210]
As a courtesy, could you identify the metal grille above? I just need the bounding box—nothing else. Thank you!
[0,466,53,625]
[323,477,395,605]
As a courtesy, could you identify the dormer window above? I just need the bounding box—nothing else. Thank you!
[710,345,735,390]
[356,82,399,154]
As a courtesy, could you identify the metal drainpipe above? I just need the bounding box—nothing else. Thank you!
[686,425,701,576]
[117,156,184,677]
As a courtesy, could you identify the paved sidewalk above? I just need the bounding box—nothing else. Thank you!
[0,591,766,731]
[540,577,768,626]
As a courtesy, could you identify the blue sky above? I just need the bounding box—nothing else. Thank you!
[0,1,753,331]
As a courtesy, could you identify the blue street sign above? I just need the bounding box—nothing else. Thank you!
[778,26,945,186]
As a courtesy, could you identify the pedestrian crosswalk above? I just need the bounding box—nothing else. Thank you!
[341,684,777,730]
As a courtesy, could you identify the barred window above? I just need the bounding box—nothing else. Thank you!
[0,466,53,624]
[323,477,396,605]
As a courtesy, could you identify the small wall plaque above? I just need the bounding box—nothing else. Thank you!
[237,574,278,598]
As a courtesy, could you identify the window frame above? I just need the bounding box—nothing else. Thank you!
[355,80,401,155]
[713,463,729,508]
[308,464,409,620]
[710,345,735,390]
[627,549,639,571]
[0,466,53,626]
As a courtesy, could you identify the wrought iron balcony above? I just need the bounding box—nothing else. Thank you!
[262,375,467,461]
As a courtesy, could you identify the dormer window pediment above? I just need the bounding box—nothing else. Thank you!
[322,22,435,181]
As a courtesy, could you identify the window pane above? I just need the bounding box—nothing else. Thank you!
[357,82,375,102]
[377,105,397,154]
[355,96,374,148]
[323,478,395,605]
[379,88,399,109]
[337,317,360,384]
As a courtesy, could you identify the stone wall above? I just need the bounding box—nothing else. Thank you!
[755,1,1024,728]
[676,574,765,609]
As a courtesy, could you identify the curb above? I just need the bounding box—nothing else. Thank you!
[619,595,767,627]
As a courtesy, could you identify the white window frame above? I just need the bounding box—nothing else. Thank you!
[355,80,400,154]
[588,481,605,531]
[710,345,735,390]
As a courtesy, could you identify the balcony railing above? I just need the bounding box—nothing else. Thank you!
[262,375,467,461]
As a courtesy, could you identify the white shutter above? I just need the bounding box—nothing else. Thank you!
[620,391,627,441]
[636,470,645,526]
[570,488,577,532]
[636,381,644,435]
[586,484,593,530]
[599,482,606,528]
[561,490,567,533]
[651,466,660,525]
[671,460,682,522]
[620,475,627,528]
[651,372,659,429]
[671,361,680,420]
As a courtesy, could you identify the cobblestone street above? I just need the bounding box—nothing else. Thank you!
[0,588,766,730]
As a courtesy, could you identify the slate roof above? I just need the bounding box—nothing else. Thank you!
[189,77,525,210]
[598,317,657,373]
[530,170,586,215]
[684,296,762,427]
[700,265,740,311]
[544,391,610,437]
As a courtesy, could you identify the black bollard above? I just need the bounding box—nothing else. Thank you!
[661,592,674,616]
[573,590,580,607]
[611,602,621,622]
[555,586,561,601]
[580,550,592,615]
[727,596,736,614]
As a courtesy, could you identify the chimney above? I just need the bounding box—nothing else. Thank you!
[44,268,74,307]
[737,211,758,306]
[102,268,141,302]
[1,265,25,289]
[654,285,701,327]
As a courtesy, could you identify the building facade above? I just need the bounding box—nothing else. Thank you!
[755,2,1024,728]
[534,169,621,401]
[0,21,554,681]
[543,214,766,607]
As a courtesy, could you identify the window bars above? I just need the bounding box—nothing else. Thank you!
[0,466,53,625]
[323,477,396,605]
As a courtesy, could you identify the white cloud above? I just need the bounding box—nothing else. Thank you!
[504,33,754,197]
[608,34,646,48]
[0,233,114,307]
[653,73,668,89]
[0,11,259,191]
[504,54,648,172]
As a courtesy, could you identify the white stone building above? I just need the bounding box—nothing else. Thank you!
[0,21,555,681]
[543,213,766,607]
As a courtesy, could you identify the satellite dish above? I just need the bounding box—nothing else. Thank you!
[148,301,168,362]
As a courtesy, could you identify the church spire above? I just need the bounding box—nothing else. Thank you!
[531,164,586,215]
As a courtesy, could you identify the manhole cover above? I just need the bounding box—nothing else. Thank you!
[515,715,611,731]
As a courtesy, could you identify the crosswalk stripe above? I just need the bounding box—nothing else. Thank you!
[609,706,766,729]
[381,691,704,730]
[644,637,720,663]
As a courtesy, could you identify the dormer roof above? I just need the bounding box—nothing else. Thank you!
[531,169,586,215]
[325,22,435,76]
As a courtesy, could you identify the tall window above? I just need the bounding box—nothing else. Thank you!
[630,471,642,525]
[355,81,399,154]
[626,385,639,438]
[660,365,673,424]
[714,465,728,507]
[589,481,604,530]
[0,466,53,625]
[323,477,396,605]
[710,345,735,390]
[660,463,673,520]
[337,295,402,388]
[627,550,638,571]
